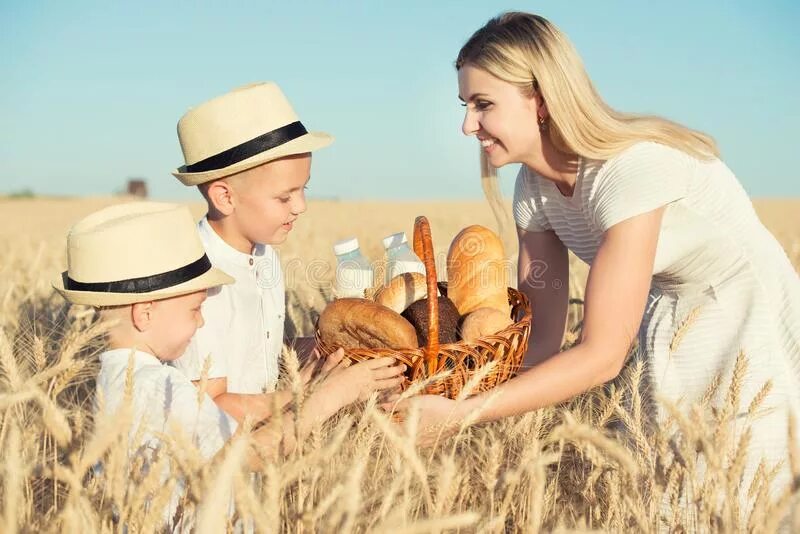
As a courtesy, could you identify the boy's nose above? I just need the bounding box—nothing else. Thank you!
[197,313,205,329]
[293,193,307,216]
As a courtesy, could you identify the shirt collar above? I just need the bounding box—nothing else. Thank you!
[198,216,268,267]
[100,348,163,368]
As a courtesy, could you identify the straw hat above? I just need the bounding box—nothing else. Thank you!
[53,202,234,306]
[172,82,334,185]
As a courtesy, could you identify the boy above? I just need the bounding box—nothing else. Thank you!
[170,82,342,422]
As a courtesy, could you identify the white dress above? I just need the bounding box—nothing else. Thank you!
[513,141,800,499]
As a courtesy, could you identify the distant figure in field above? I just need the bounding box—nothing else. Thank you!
[126,179,148,198]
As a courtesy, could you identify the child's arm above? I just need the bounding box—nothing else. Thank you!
[232,356,405,468]
[197,348,339,423]
[198,377,291,423]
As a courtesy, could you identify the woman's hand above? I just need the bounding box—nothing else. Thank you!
[389,394,464,447]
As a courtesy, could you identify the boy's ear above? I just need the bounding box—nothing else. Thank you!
[131,301,154,332]
[204,180,236,216]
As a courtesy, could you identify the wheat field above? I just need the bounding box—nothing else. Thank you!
[1,195,799,532]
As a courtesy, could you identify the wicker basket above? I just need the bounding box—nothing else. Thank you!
[315,216,532,399]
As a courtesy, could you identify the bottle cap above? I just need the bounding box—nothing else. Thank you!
[333,237,359,256]
[382,232,408,249]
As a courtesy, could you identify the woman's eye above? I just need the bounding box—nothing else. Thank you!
[461,101,492,110]
[279,196,290,203]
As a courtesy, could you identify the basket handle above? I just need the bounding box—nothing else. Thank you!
[413,216,439,377]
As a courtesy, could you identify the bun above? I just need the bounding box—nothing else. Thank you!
[318,298,418,349]
[460,307,513,342]
[401,296,460,346]
[446,225,510,316]
[374,272,435,313]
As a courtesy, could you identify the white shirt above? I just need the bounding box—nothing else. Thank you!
[173,216,286,394]
[95,348,237,460]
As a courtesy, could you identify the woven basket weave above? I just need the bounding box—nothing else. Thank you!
[315,216,532,399]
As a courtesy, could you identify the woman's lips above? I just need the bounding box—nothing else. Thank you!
[479,136,498,153]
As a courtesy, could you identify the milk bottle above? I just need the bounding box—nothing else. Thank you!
[333,237,374,298]
[382,232,425,284]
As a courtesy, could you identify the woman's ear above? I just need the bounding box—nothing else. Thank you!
[131,301,154,332]
[537,97,549,121]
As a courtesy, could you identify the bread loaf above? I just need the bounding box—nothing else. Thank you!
[447,225,510,316]
[460,307,513,342]
[318,298,418,349]
[401,296,460,346]
[374,272,432,314]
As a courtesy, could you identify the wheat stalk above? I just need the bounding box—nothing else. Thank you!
[668,306,702,356]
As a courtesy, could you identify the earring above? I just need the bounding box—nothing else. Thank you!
[538,115,548,132]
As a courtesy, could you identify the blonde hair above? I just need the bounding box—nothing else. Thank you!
[457,12,719,238]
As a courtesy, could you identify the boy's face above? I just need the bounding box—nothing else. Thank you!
[229,153,311,245]
[144,290,207,361]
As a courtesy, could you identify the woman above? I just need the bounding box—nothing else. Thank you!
[398,12,800,501]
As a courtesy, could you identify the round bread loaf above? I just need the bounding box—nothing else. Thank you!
[318,298,418,349]
[447,225,511,316]
[460,307,513,342]
[374,272,438,314]
[401,296,460,346]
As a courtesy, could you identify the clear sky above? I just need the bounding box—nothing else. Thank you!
[1,1,798,200]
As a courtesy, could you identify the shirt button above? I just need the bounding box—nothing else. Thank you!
[249,258,254,266]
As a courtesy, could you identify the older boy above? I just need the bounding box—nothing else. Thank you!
[171,82,337,422]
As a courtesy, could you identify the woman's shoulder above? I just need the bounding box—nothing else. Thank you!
[604,141,694,172]
[585,141,696,231]
[586,141,696,193]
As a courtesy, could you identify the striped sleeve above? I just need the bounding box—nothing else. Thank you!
[589,142,690,233]
[513,166,552,232]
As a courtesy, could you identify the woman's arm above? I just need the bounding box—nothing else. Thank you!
[468,206,662,419]
[517,227,569,369]
[397,207,664,442]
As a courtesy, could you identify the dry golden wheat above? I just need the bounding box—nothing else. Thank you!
[0,196,798,532]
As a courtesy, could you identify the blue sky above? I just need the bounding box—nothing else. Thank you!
[1,1,798,200]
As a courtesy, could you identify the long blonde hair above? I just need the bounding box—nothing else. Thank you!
[458,12,718,241]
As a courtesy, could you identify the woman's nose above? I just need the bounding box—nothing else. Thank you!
[462,109,479,136]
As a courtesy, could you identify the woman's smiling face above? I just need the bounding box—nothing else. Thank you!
[458,64,543,168]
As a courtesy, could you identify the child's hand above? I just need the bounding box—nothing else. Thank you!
[299,347,345,385]
[320,348,346,375]
[322,356,406,407]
